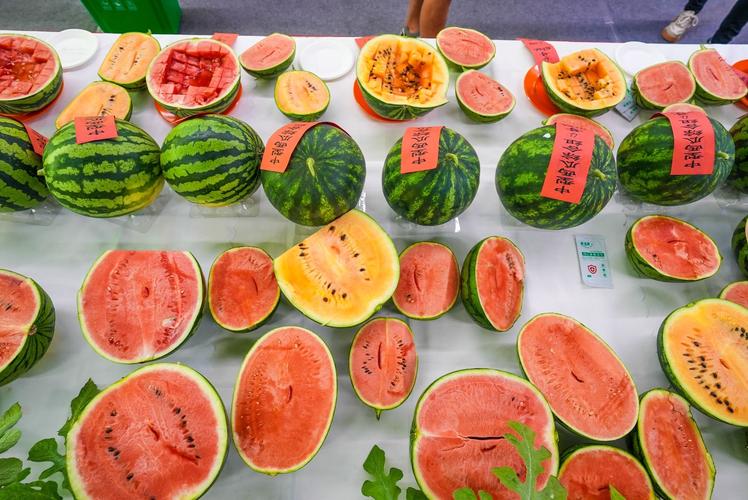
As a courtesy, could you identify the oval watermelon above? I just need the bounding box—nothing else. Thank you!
[239,33,295,79]
[383,127,480,226]
[720,280,748,308]
[496,125,616,230]
[559,446,654,500]
[455,70,515,123]
[732,215,748,278]
[689,47,748,105]
[631,60,696,110]
[435,27,495,72]
[0,34,63,115]
[0,116,49,213]
[729,113,748,194]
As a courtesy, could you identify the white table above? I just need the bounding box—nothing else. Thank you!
[1,32,747,499]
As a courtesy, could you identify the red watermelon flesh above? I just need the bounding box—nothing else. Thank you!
[67,363,227,500]
[690,49,747,100]
[412,369,557,499]
[208,247,279,332]
[240,33,294,71]
[634,61,695,108]
[456,70,515,116]
[436,27,495,67]
[720,281,748,308]
[0,35,57,99]
[78,250,204,363]
[0,271,36,369]
[232,326,336,474]
[476,237,524,331]
[545,113,614,149]
[349,318,417,415]
[559,447,654,500]
[392,242,459,319]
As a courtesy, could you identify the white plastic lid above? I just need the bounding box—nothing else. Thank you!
[615,41,666,76]
[52,29,99,70]
[299,39,354,81]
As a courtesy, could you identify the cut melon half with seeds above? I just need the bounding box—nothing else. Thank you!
[98,32,160,89]
[55,81,132,129]
[274,70,330,121]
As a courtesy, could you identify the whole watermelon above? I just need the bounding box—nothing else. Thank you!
[161,115,263,207]
[0,117,49,212]
[617,115,734,205]
[729,114,748,194]
[42,120,163,217]
[382,127,480,226]
[496,125,616,230]
[732,215,748,278]
[261,124,365,226]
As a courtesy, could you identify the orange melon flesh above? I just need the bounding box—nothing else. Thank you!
[476,237,524,331]
[0,271,36,370]
[232,327,336,473]
[559,447,654,500]
[518,314,638,440]
[0,36,57,98]
[98,32,159,86]
[54,81,131,128]
[392,242,459,319]
[720,281,748,308]
[275,71,329,117]
[240,33,294,71]
[544,49,625,110]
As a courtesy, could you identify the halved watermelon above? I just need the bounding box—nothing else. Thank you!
[239,33,295,79]
[54,81,132,129]
[66,363,228,499]
[146,38,241,118]
[411,369,558,499]
[392,242,459,320]
[349,317,417,418]
[78,250,204,364]
[0,269,55,386]
[98,32,160,89]
[435,27,495,72]
[688,47,748,105]
[274,70,330,121]
[662,101,706,114]
[232,326,336,474]
[558,446,654,500]
[720,281,748,308]
[208,246,279,333]
[631,61,696,110]
[0,34,62,115]
[633,389,715,500]
[625,215,721,282]
[461,236,524,332]
[455,70,515,123]
[518,313,639,441]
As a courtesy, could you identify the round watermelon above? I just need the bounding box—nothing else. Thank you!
[729,113,748,194]
[732,215,748,278]
[261,124,365,226]
[0,34,63,115]
[161,115,263,207]
[0,116,49,212]
[617,115,734,206]
[42,120,163,218]
[496,125,616,230]
[383,127,480,226]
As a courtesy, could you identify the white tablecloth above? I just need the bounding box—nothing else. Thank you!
[1,32,747,499]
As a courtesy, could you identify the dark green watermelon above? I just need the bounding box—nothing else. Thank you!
[729,114,748,194]
[261,124,365,226]
[0,117,49,212]
[617,115,734,205]
[733,215,748,278]
[382,127,480,226]
[496,125,616,230]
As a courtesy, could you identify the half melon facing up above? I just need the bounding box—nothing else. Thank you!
[631,60,695,110]
[274,210,399,327]
[455,70,515,123]
[66,363,228,499]
[0,33,62,115]
[54,81,132,129]
[0,269,55,386]
[658,298,748,426]
[720,281,748,308]
[146,38,241,118]
[232,326,336,474]
[239,33,295,79]
[541,48,625,117]
[689,47,748,105]
[411,369,558,499]
[274,70,329,121]
[625,215,721,282]
[356,34,448,120]
[98,32,160,89]
[435,27,495,72]
[78,250,204,363]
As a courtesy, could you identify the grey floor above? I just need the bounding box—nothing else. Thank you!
[1,0,747,44]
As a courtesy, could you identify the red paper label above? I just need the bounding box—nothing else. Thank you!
[400,126,443,174]
[355,36,375,49]
[518,38,559,66]
[540,122,595,204]
[661,111,715,176]
[74,116,118,144]
[22,124,48,155]
[212,33,238,46]
[261,122,346,173]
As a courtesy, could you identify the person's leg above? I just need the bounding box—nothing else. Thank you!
[684,0,708,13]
[662,0,706,42]
[709,0,748,43]
[418,0,452,38]
[405,0,424,35]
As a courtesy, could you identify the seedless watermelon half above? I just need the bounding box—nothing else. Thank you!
[0,34,63,115]
[66,363,228,500]
[631,60,695,110]
[240,33,295,79]
[455,70,515,123]
[232,326,336,474]
[689,48,747,105]
[720,281,748,308]
[411,369,558,499]
[435,27,495,71]
[78,250,204,363]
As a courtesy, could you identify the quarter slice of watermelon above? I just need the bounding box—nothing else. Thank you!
[631,60,695,110]
[240,33,296,79]
[0,34,63,115]
[455,70,515,123]
[688,47,748,105]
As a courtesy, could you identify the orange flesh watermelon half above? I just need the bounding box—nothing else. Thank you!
[719,281,748,308]
[66,363,228,500]
[232,326,336,474]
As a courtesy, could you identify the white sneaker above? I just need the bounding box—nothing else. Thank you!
[662,10,699,42]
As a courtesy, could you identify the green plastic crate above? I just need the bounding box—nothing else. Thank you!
[80,0,181,34]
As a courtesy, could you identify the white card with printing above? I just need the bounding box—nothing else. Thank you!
[575,234,613,288]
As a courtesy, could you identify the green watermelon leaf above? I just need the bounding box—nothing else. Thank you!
[0,458,30,487]
[27,439,65,485]
[406,487,429,500]
[58,379,100,439]
[0,404,21,439]
[610,485,626,500]
[0,430,21,455]
[0,480,61,500]
[453,487,493,499]
[362,445,403,500]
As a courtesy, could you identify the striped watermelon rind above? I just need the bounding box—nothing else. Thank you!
[455,70,515,123]
[617,115,734,206]
[688,48,748,105]
[0,116,49,213]
[630,61,696,110]
[0,34,63,115]
[729,114,748,194]
[261,124,366,226]
[42,119,164,218]
[732,215,748,278]
[435,27,496,72]
[496,125,617,230]
[0,269,55,386]
[161,115,263,207]
[383,127,480,226]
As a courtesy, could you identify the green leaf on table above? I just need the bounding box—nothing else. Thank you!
[0,457,30,487]
[407,486,429,499]
[0,480,61,500]
[57,379,100,439]
[0,404,21,439]
[453,487,493,500]
[28,439,65,482]
[362,445,403,500]
[0,429,21,455]
[610,485,626,500]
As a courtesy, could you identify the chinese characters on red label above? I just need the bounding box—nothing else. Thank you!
[662,111,715,176]
[260,122,319,173]
[212,33,238,46]
[23,124,48,155]
[518,38,559,66]
[74,116,118,144]
[540,122,595,204]
[400,126,443,174]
